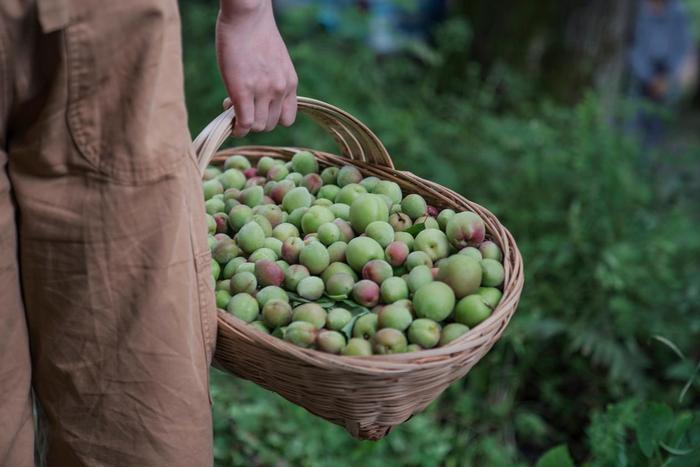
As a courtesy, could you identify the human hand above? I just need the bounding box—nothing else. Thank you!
[216,0,298,137]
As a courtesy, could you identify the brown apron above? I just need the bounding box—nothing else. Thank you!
[0,1,215,465]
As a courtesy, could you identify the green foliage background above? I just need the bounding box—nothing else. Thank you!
[181,3,700,466]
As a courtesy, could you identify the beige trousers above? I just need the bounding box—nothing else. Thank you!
[0,0,216,465]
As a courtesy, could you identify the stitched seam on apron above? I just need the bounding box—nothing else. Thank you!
[197,252,213,361]
[188,156,214,404]
[194,251,214,406]
[188,152,214,365]
[64,23,100,170]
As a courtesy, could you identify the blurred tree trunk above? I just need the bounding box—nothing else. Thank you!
[564,0,639,113]
[454,0,640,108]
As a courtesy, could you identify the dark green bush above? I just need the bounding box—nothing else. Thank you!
[182,4,700,465]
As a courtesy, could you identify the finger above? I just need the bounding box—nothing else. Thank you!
[265,96,283,132]
[222,97,232,110]
[231,93,254,137]
[280,93,298,127]
[252,95,271,133]
[263,74,288,131]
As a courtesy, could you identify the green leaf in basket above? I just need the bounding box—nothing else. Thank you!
[286,291,311,306]
[340,310,370,341]
[286,291,304,301]
[404,222,426,237]
[325,293,349,302]
[286,292,336,309]
[338,299,372,315]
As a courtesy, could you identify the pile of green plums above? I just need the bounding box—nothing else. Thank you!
[205,151,505,356]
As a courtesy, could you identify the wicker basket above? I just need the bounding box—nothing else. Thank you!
[193,97,524,441]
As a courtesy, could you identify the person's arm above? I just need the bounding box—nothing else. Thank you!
[217,0,298,137]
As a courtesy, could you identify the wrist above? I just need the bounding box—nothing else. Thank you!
[220,0,269,20]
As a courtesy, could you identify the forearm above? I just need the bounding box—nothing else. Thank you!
[216,0,297,135]
[220,0,269,20]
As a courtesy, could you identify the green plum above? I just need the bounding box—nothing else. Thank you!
[282,187,313,213]
[349,194,389,233]
[342,338,372,356]
[413,281,455,322]
[365,221,395,247]
[371,328,407,354]
[454,294,492,327]
[224,155,251,171]
[320,166,339,185]
[336,165,363,187]
[326,308,353,331]
[345,237,385,272]
[317,330,346,354]
[380,277,409,303]
[284,321,318,348]
[299,241,330,275]
[296,276,325,300]
[230,271,257,295]
[377,304,413,331]
[262,299,293,328]
[227,293,259,322]
[401,194,427,220]
[292,303,327,329]
[406,265,433,293]
[437,254,482,298]
[480,259,505,287]
[439,323,470,346]
[478,287,503,308]
[256,286,289,307]
[284,264,310,291]
[407,319,441,349]
[291,151,319,175]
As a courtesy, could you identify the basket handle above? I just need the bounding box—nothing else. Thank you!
[193,97,394,175]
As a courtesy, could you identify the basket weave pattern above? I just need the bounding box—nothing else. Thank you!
[195,98,524,440]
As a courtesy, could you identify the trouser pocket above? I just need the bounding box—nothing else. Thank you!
[61,0,190,184]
